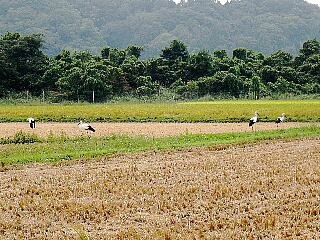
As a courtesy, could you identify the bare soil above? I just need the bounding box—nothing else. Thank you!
[0,121,315,138]
[0,134,320,238]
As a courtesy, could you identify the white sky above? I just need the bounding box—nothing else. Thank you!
[303,0,320,5]
[174,0,320,6]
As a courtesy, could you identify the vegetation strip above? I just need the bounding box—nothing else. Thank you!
[1,126,319,165]
[1,100,320,123]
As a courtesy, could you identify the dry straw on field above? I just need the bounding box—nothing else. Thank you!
[0,138,320,239]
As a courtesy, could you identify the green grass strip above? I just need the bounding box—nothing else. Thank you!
[1,125,319,165]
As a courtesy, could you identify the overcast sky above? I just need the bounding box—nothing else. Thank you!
[301,0,320,5]
[174,0,320,6]
[296,0,320,5]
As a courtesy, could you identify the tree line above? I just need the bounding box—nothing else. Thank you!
[0,32,319,102]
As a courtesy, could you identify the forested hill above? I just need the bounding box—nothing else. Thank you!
[0,0,320,58]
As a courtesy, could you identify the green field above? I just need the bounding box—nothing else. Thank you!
[0,100,319,123]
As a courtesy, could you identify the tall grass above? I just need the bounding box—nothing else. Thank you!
[0,100,319,123]
[1,126,319,165]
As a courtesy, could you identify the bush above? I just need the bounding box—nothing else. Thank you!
[0,131,42,144]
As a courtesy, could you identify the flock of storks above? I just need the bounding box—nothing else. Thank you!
[26,112,285,132]
[249,111,285,130]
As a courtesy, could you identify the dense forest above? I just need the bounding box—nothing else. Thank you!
[0,0,320,58]
[0,32,319,102]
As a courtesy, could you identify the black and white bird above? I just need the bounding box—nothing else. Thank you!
[249,111,259,130]
[78,120,95,132]
[27,117,36,129]
[276,113,285,127]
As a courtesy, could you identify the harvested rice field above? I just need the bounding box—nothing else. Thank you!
[0,133,319,239]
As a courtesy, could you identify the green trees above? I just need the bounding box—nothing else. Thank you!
[125,46,144,59]
[187,50,215,80]
[43,50,124,101]
[1,32,319,101]
[294,39,320,93]
[0,32,47,96]
[159,40,189,87]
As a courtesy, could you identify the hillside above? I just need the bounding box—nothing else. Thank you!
[0,0,320,58]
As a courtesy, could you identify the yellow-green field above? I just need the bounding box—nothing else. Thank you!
[0,100,319,122]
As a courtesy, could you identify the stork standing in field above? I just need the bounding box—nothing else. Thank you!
[249,111,259,130]
[27,117,36,129]
[78,120,95,133]
[276,113,285,127]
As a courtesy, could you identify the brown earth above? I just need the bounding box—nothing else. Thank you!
[0,139,320,238]
[0,122,319,239]
[0,121,316,138]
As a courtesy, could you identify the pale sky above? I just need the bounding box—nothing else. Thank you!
[302,0,320,5]
[174,0,320,6]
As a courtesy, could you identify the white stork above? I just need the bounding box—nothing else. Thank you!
[78,120,95,132]
[276,113,285,127]
[27,117,36,129]
[249,111,259,130]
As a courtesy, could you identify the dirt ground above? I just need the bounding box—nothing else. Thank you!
[0,122,319,239]
[0,138,319,239]
[0,121,316,138]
